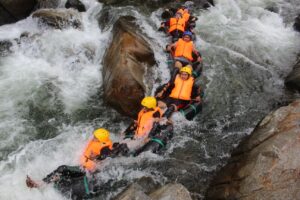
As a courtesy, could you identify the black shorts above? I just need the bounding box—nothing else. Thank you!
[162,97,190,109]
[170,30,183,39]
[174,57,191,66]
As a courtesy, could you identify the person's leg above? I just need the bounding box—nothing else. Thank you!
[174,60,183,69]
[43,165,84,183]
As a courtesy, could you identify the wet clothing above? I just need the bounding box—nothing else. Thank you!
[169,75,194,100]
[157,75,201,110]
[135,107,161,139]
[42,165,100,200]
[80,139,113,171]
[134,123,173,156]
[163,18,185,39]
[167,18,186,33]
[174,38,194,61]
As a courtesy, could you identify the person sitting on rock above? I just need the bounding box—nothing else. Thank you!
[160,12,186,40]
[167,31,202,70]
[26,128,114,198]
[156,67,201,119]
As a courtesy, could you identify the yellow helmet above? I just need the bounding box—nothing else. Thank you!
[93,128,110,142]
[141,96,157,109]
[180,66,192,75]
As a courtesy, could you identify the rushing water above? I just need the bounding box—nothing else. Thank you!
[0,0,300,199]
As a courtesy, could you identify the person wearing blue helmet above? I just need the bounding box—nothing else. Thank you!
[167,31,202,70]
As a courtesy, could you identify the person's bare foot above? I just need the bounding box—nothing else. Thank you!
[26,176,39,188]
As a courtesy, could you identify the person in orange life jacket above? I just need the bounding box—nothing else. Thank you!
[121,96,162,151]
[167,31,202,70]
[178,7,198,32]
[160,12,186,39]
[26,128,114,198]
[156,66,201,119]
[80,128,113,172]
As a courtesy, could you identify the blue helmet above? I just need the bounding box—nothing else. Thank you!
[183,31,193,38]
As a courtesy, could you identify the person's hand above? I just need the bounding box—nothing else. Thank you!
[156,91,164,98]
[195,96,201,102]
[197,56,202,62]
[26,176,39,188]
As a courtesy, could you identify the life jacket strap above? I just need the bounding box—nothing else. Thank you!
[151,138,165,147]
[83,176,90,195]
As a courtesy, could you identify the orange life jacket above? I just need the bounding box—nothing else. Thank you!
[177,8,188,15]
[183,12,190,22]
[135,107,161,138]
[80,139,113,171]
[174,38,194,61]
[169,75,194,100]
[169,18,185,33]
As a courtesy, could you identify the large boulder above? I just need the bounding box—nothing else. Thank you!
[206,100,300,200]
[32,8,82,29]
[114,183,151,200]
[114,183,192,200]
[149,183,193,200]
[0,0,37,26]
[294,14,300,32]
[102,16,155,118]
[285,59,300,92]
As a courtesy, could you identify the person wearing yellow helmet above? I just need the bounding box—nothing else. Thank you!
[120,96,163,152]
[123,96,162,140]
[166,31,202,70]
[156,66,201,119]
[26,128,115,199]
[80,128,113,171]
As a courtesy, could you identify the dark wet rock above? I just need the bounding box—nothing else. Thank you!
[0,40,12,56]
[113,183,151,200]
[65,0,86,12]
[32,9,82,29]
[285,59,300,92]
[102,16,155,118]
[149,183,193,200]
[97,6,112,31]
[294,14,300,32]
[135,176,161,194]
[114,182,192,200]
[194,0,214,9]
[0,0,36,26]
[36,0,60,9]
[265,5,279,13]
[98,0,173,10]
[98,0,213,11]
[206,100,300,200]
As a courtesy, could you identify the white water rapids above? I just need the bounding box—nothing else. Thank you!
[0,0,300,199]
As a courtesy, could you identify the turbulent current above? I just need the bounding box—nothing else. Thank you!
[0,0,300,199]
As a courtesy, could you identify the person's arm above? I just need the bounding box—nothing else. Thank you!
[191,84,201,101]
[192,47,202,62]
[166,41,177,51]
[96,146,113,160]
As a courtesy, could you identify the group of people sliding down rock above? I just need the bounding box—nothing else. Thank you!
[26,2,203,199]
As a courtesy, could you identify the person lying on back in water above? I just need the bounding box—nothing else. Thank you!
[119,96,163,152]
[166,31,202,70]
[156,66,201,120]
[26,128,115,199]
